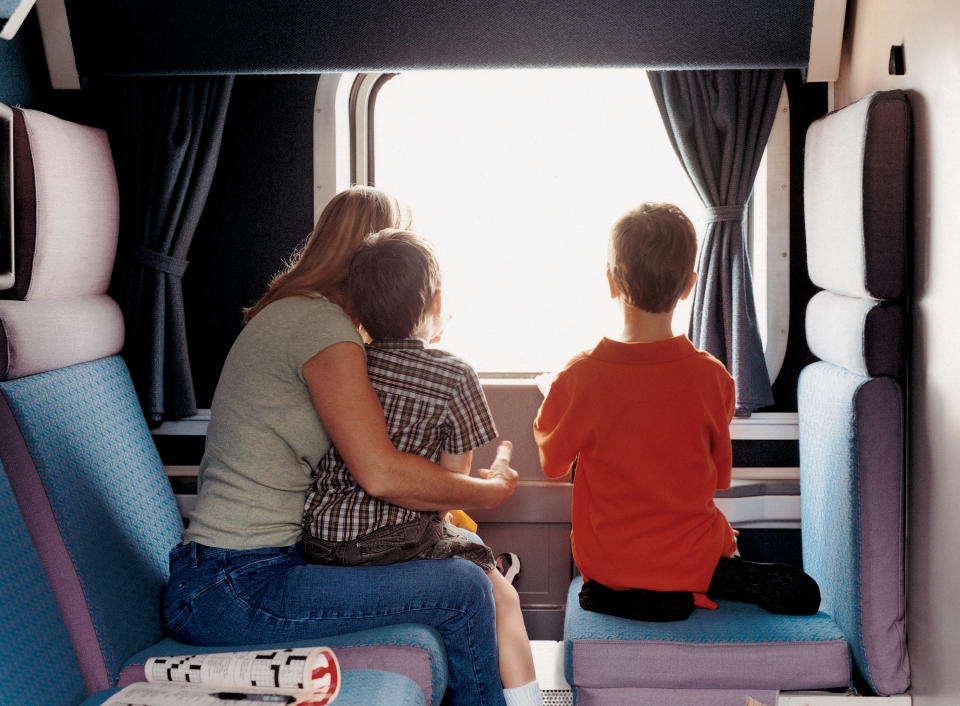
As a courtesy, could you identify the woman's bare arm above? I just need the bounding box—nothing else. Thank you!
[302,342,517,510]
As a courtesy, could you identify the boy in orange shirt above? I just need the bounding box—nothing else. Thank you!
[534,203,820,621]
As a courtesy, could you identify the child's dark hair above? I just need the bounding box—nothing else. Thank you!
[345,229,442,340]
[608,202,697,313]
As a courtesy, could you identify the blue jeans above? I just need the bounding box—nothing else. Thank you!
[164,542,505,706]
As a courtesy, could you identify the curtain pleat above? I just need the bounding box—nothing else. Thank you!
[647,70,784,415]
[109,76,233,424]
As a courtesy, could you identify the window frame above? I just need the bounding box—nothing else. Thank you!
[749,86,791,383]
[318,71,790,383]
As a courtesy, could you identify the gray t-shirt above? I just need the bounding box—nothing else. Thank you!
[183,295,363,549]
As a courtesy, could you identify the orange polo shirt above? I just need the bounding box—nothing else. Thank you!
[534,335,737,593]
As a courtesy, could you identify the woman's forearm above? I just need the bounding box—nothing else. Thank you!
[303,342,517,511]
[377,445,514,510]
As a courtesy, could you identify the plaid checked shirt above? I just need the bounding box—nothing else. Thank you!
[303,338,498,542]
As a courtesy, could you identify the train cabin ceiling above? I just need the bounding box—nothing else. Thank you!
[62,0,818,77]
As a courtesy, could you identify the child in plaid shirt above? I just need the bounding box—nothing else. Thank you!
[302,229,541,706]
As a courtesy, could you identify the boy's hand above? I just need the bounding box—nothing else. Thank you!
[477,441,514,479]
[534,372,556,397]
[477,441,518,508]
[428,313,453,345]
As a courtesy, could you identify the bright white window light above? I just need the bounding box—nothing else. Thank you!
[373,69,705,374]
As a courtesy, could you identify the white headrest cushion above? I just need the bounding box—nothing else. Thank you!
[804,91,909,300]
[806,290,904,378]
[0,296,124,380]
[19,108,119,299]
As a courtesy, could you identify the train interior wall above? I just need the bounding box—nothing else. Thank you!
[835,1,960,703]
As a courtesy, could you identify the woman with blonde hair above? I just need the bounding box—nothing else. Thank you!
[243,185,404,320]
[165,186,518,706]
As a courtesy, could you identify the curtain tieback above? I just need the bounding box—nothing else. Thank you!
[130,242,189,277]
[705,204,746,223]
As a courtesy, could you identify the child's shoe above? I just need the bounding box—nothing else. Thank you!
[579,580,694,622]
[496,552,521,585]
[707,556,821,615]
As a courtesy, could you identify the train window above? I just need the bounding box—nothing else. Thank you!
[337,70,789,378]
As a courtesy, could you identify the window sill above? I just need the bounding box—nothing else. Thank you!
[152,407,799,441]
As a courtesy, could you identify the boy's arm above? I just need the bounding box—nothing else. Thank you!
[533,372,578,480]
[441,370,494,524]
[712,429,733,491]
[712,373,737,490]
[444,364,499,458]
[440,450,472,475]
[439,451,473,525]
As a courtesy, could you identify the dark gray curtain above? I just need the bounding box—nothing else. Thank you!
[109,76,233,424]
[648,70,784,415]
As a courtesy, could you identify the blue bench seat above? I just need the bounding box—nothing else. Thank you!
[563,577,849,705]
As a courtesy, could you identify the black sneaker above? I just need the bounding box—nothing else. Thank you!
[707,557,821,615]
[496,552,521,585]
[578,580,694,622]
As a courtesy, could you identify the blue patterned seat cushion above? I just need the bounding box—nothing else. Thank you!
[79,689,122,706]
[80,669,426,706]
[0,461,90,705]
[564,577,850,692]
[118,624,447,706]
[0,357,184,689]
[321,669,426,706]
[79,670,425,706]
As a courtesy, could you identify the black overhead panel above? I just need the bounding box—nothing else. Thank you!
[64,0,815,77]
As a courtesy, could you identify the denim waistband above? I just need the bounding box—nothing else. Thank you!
[173,541,301,564]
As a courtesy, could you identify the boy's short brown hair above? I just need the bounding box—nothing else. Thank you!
[346,228,442,340]
[608,203,697,313]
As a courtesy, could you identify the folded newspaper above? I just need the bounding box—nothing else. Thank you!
[101,646,340,706]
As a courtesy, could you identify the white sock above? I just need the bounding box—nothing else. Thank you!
[503,679,542,706]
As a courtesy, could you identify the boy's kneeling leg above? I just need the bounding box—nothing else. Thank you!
[707,556,821,615]
[579,580,694,622]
